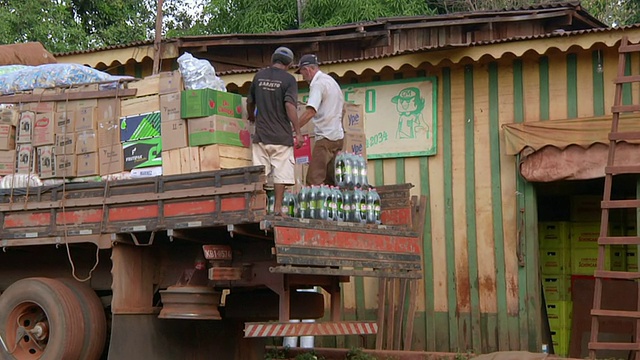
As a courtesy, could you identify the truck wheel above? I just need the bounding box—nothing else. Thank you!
[57,278,107,360]
[0,278,84,360]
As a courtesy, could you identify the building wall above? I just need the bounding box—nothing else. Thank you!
[329,45,622,354]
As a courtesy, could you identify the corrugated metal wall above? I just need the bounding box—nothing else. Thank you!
[331,45,622,354]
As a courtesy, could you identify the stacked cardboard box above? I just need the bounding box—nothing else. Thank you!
[160,88,251,176]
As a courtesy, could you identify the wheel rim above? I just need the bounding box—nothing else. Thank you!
[6,302,49,359]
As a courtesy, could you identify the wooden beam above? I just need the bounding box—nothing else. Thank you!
[0,88,137,104]
[385,10,573,30]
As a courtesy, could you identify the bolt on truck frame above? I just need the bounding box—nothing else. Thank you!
[0,88,422,360]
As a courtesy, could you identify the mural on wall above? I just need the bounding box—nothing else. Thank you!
[344,77,437,159]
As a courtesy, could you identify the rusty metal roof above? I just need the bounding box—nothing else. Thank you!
[55,1,605,57]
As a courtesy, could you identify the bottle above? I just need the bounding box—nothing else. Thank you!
[317,185,329,220]
[342,190,353,221]
[334,187,345,222]
[352,187,366,223]
[267,190,275,214]
[343,153,354,189]
[334,152,345,188]
[283,191,298,217]
[298,187,309,218]
[308,185,317,219]
[370,187,381,224]
[357,154,369,188]
[326,186,336,220]
[351,153,361,188]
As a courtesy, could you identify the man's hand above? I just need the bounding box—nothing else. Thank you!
[295,133,304,149]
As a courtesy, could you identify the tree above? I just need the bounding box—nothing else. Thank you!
[580,0,640,26]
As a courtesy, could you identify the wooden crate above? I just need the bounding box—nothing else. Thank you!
[162,147,199,175]
[199,144,252,172]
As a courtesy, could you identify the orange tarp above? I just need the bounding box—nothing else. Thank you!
[0,42,56,66]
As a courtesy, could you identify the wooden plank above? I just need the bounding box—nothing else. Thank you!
[0,88,137,104]
[591,51,605,116]
[180,146,200,174]
[522,57,540,123]
[465,64,482,352]
[539,56,550,121]
[567,53,578,118]
[376,278,386,350]
[442,67,459,352]
[403,279,418,350]
[548,53,568,120]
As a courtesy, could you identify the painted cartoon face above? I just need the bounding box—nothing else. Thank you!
[395,96,418,113]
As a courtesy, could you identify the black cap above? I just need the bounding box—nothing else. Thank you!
[295,54,318,73]
[272,46,294,66]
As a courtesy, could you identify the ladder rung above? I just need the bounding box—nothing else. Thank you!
[589,341,640,351]
[600,236,640,245]
[619,43,640,53]
[615,75,640,84]
[594,270,640,279]
[612,104,640,113]
[591,309,640,318]
[605,165,640,174]
[601,199,640,209]
[609,131,640,141]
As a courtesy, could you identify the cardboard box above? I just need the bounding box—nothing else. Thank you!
[31,101,56,113]
[343,103,365,133]
[120,95,160,118]
[122,137,162,170]
[76,152,99,177]
[0,150,15,175]
[0,125,16,150]
[75,107,97,131]
[187,115,251,147]
[159,71,183,95]
[97,119,120,147]
[128,75,160,97]
[199,144,252,172]
[98,145,124,175]
[56,100,81,112]
[180,89,242,119]
[55,133,76,155]
[54,111,75,134]
[160,92,181,123]
[343,132,366,158]
[0,109,19,126]
[32,113,55,147]
[294,134,312,164]
[16,144,34,174]
[570,222,600,249]
[76,130,98,154]
[37,145,55,179]
[96,99,119,122]
[120,112,161,143]
[55,154,76,178]
[17,111,34,144]
[160,119,188,151]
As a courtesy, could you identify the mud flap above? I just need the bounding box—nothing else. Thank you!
[108,314,267,360]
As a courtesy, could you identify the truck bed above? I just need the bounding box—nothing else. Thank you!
[0,166,421,278]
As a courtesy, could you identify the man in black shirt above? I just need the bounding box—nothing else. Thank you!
[247,47,303,216]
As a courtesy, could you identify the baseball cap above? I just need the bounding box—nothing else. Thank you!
[295,54,318,73]
[272,47,294,65]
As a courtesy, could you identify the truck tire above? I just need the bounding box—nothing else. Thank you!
[57,278,107,360]
[0,278,84,360]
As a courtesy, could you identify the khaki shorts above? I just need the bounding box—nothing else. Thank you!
[252,142,295,185]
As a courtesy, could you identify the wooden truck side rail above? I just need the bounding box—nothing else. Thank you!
[0,166,267,248]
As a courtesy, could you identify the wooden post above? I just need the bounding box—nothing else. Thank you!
[152,0,164,75]
[375,278,387,350]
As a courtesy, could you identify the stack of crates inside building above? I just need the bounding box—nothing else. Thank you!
[540,195,634,356]
[0,71,260,182]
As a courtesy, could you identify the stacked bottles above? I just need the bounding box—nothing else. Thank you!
[298,186,309,218]
[282,191,298,217]
[334,152,369,189]
[366,188,381,225]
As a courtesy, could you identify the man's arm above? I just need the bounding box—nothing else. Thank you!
[247,100,256,122]
[298,106,316,128]
[286,102,304,148]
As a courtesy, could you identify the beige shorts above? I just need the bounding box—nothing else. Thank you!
[252,142,295,185]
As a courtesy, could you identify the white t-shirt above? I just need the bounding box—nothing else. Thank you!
[306,70,344,141]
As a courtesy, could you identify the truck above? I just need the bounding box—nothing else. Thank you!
[0,83,423,360]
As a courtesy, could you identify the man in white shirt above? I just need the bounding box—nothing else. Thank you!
[296,54,345,185]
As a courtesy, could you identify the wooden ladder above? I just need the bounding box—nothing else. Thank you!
[589,36,640,359]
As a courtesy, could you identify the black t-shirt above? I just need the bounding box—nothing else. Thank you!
[248,67,298,146]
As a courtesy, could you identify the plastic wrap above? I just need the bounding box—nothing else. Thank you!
[177,52,226,91]
[0,174,43,189]
[0,63,126,95]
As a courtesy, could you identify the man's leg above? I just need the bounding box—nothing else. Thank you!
[323,139,344,185]
[273,183,286,216]
[269,144,295,216]
[306,138,332,186]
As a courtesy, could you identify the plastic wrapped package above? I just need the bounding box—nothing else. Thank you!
[0,174,43,189]
[0,63,126,95]
[177,52,226,91]
[0,65,27,76]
